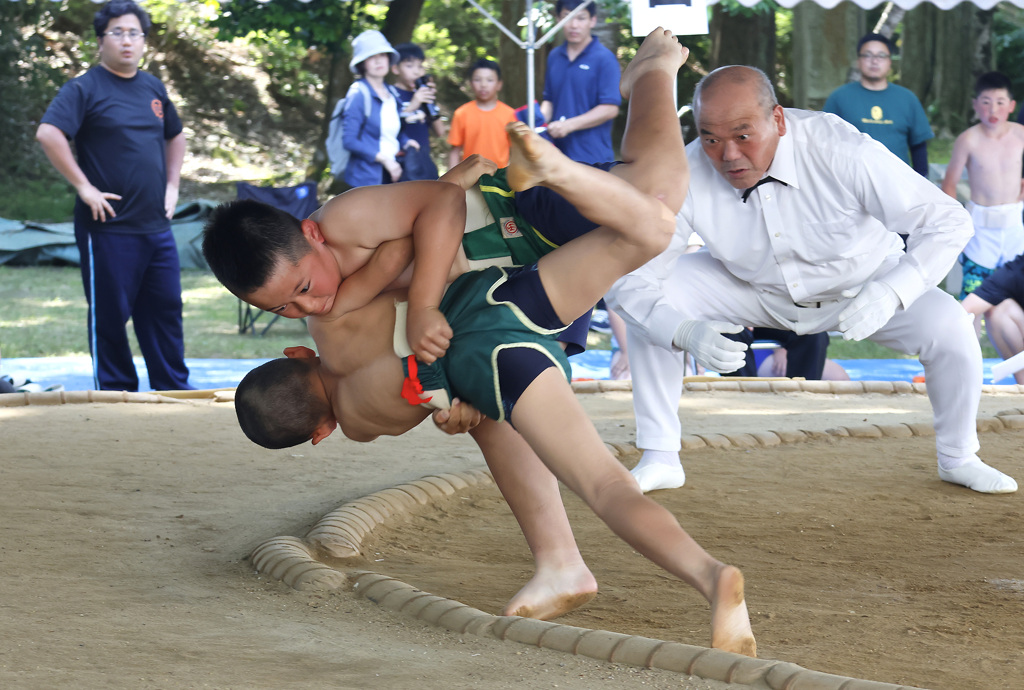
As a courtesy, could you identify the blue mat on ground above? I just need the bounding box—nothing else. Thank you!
[565,351,1017,386]
[2,356,272,392]
[1,354,1016,392]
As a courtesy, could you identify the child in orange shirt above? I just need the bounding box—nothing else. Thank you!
[447,59,517,168]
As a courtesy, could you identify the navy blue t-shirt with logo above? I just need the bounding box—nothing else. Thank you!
[41,65,182,234]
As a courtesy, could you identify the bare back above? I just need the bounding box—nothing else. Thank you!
[309,180,470,279]
[953,123,1024,206]
[307,290,431,442]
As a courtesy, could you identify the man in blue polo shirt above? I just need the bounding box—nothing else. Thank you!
[541,0,621,165]
[36,0,192,392]
[824,33,933,177]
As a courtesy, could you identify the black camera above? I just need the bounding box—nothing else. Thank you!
[414,76,441,122]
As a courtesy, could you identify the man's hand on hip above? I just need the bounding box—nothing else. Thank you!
[672,320,748,373]
[838,281,900,341]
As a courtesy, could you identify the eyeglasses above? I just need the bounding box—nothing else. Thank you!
[858,52,891,61]
[104,29,146,40]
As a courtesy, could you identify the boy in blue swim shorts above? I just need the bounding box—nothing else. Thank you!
[940,71,1024,299]
[230,31,758,657]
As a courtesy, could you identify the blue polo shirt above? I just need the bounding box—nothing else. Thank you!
[823,81,933,164]
[41,65,182,235]
[543,37,621,164]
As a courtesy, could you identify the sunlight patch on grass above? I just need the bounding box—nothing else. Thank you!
[2,315,67,328]
[36,297,78,308]
[182,285,233,303]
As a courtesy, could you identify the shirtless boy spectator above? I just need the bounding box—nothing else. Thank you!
[232,114,757,657]
[942,72,1024,299]
[204,28,696,623]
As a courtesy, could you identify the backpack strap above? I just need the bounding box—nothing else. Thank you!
[355,80,373,119]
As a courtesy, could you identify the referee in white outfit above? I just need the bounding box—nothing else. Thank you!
[607,65,1017,495]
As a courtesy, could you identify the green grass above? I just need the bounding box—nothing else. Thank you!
[0,264,1000,362]
[0,178,76,223]
[1,266,314,359]
[929,136,954,166]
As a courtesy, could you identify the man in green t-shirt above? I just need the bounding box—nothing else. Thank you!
[824,32,933,177]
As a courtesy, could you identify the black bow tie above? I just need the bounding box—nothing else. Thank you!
[741,176,788,203]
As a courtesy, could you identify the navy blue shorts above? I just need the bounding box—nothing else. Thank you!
[973,253,1024,306]
[492,264,566,421]
[515,161,618,355]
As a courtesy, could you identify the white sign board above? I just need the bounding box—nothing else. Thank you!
[631,0,709,37]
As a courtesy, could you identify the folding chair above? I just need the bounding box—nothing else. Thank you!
[234,181,320,335]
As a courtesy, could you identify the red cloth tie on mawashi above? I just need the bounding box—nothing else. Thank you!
[401,355,433,406]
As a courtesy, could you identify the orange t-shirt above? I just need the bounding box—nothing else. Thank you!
[447,100,517,166]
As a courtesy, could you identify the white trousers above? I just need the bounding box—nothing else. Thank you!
[627,252,982,458]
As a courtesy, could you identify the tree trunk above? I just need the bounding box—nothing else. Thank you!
[872,3,904,38]
[790,2,864,110]
[382,0,427,46]
[709,5,776,80]
[308,49,350,186]
[498,0,534,110]
[903,5,993,138]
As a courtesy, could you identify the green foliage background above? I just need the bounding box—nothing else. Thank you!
[0,0,1019,365]
[4,1,1024,221]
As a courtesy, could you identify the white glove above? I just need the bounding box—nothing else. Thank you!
[672,320,748,373]
[837,281,900,341]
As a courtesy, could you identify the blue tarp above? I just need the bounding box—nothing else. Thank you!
[571,351,1014,385]
[2,354,1016,392]
[0,200,220,269]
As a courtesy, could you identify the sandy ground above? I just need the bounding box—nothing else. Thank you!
[2,387,1023,689]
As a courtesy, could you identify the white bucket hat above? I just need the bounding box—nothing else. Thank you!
[349,30,399,74]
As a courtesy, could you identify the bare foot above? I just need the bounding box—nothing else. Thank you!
[620,27,689,100]
[505,121,567,192]
[709,565,757,657]
[502,566,598,621]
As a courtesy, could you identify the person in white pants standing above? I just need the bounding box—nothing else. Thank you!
[607,65,1017,495]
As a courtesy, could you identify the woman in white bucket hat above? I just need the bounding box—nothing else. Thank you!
[340,30,409,188]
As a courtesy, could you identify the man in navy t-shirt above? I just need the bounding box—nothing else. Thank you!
[541,0,621,165]
[36,0,191,392]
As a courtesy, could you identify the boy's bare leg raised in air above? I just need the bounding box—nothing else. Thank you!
[484,28,692,621]
[499,107,756,655]
[610,27,690,213]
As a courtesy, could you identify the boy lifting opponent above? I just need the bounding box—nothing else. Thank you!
[203,29,698,623]
[228,39,757,656]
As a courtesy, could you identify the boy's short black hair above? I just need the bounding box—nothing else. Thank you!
[469,58,501,81]
[234,358,331,449]
[555,0,597,17]
[856,33,894,56]
[94,0,151,37]
[201,199,311,298]
[395,42,426,63]
[975,71,1014,99]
